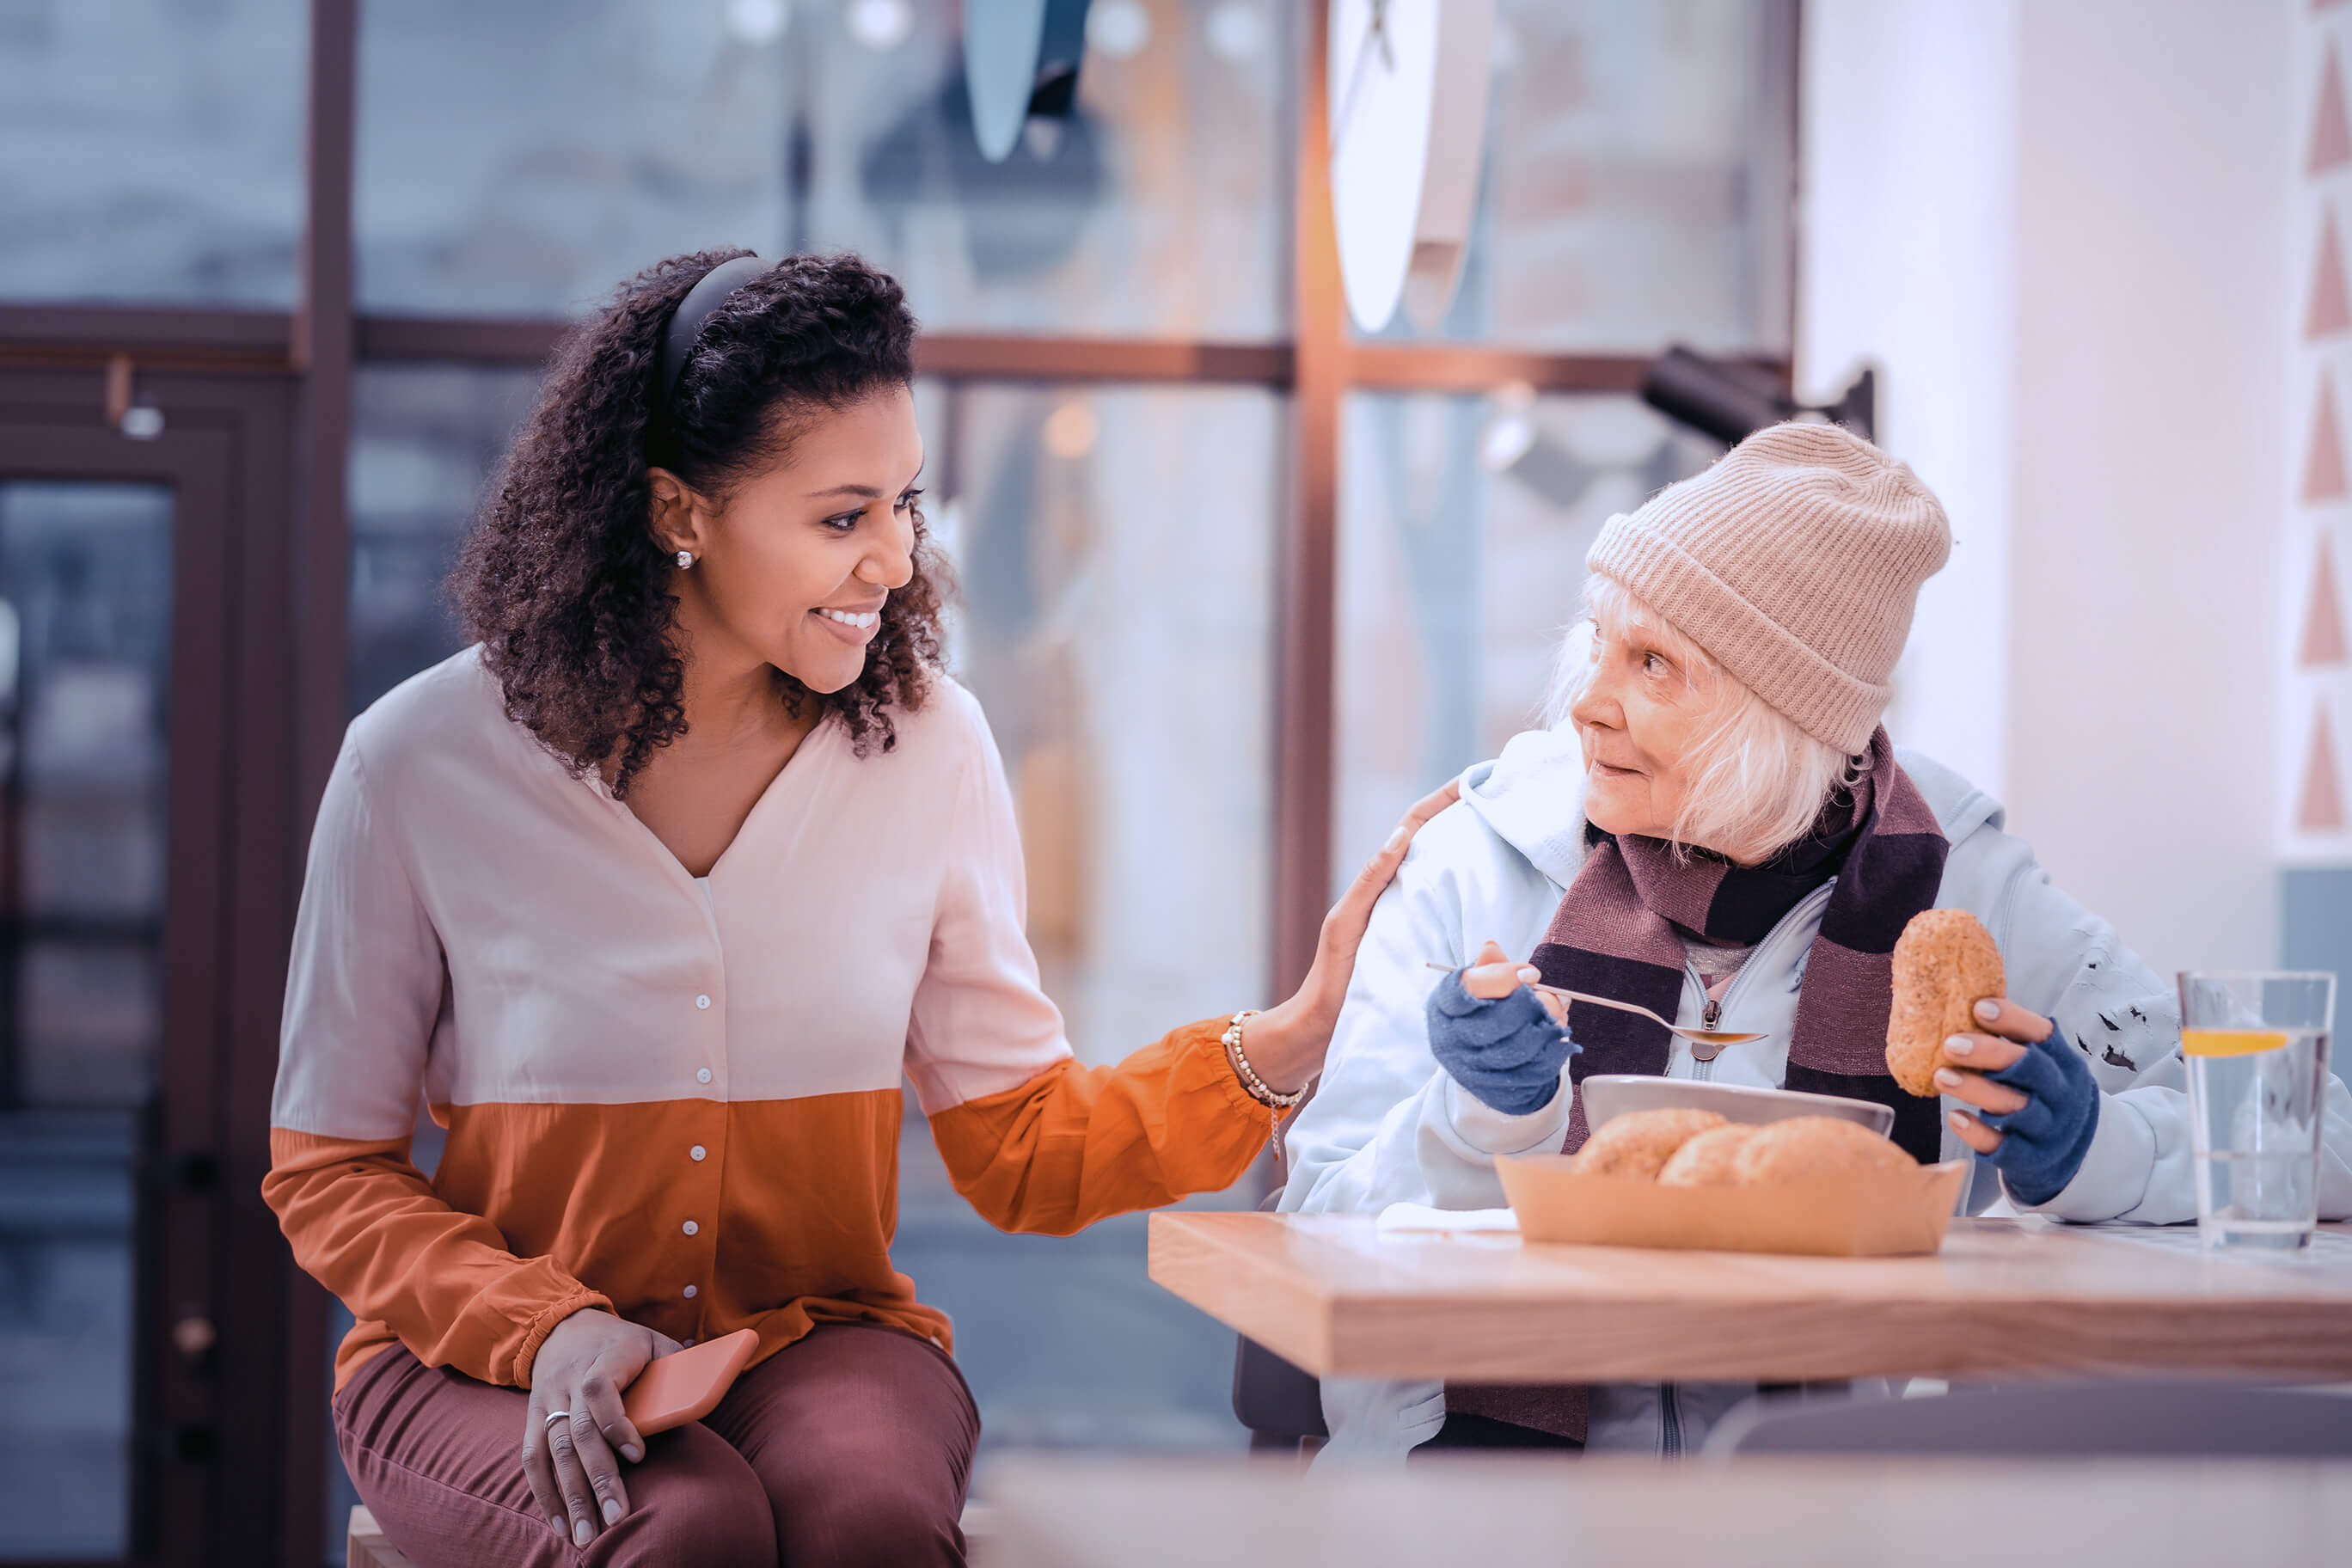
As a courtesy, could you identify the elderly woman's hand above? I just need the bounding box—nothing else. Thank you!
[1237,781,1461,1093]
[1938,997,2102,1205]
[1427,940,1580,1117]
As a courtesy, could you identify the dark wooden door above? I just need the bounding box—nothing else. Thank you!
[0,365,316,1568]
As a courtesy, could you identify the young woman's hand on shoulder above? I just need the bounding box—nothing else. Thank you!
[1238,780,1461,1092]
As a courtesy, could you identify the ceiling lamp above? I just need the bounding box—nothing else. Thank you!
[964,0,1093,162]
[1326,0,1496,333]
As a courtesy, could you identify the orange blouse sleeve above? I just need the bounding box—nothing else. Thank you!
[923,1016,1271,1234]
[265,1130,611,1387]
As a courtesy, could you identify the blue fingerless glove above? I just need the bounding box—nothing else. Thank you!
[1425,970,1579,1117]
[1980,1022,2101,1206]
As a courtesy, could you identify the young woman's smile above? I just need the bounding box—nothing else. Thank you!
[650,383,925,698]
[813,601,885,643]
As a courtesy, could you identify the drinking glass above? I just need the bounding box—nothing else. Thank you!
[2176,971,2336,1250]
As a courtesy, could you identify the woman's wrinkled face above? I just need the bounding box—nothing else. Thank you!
[1568,600,1730,842]
[653,385,923,695]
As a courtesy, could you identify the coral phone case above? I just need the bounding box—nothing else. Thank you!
[620,1328,761,1436]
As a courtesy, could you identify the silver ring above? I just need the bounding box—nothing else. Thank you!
[543,1409,573,1430]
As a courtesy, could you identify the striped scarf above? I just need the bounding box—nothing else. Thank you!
[1535,727,1949,1165]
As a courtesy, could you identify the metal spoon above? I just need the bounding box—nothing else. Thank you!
[1423,962,1766,1050]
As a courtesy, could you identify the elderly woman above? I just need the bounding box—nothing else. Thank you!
[1282,422,2352,1459]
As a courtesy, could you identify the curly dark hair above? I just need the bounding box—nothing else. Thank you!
[452,249,946,794]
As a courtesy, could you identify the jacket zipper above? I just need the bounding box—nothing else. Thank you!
[1681,880,1840,1081]
[1678,967,1717,1080]
[1694,995,1725,1076]
[1663,883,1840,1453]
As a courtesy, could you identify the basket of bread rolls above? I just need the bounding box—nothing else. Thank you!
[1493,910,1996,1257]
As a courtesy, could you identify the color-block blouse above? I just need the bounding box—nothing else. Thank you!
[263,648,1265,1392]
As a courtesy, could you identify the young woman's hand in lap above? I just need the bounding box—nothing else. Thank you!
[523,1308,683,1547]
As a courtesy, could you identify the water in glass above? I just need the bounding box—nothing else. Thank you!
[2178,971,2336,1251]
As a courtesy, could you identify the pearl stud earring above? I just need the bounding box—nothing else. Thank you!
[676,550,695,568]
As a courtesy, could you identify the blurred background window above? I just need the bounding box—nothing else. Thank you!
[1396,0,1795,353]
[356,0,1292,337]
[0,481,173,1560]
[0,0,306,305]
[0,2,1802,1554]
[347,366,542,714]
[901,382,1277,1447]
[1332,392,1718,886]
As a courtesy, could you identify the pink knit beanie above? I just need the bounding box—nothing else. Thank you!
[1585,422,1951,755]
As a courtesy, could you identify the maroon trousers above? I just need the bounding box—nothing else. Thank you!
[334,1322,979,1567]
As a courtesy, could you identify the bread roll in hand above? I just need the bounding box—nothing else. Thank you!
[1885,908,2006,1097]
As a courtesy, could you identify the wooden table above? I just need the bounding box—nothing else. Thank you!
[1147,1213,2352,1382]
[978,1454,2352,1567]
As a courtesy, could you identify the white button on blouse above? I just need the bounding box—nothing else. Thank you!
[696,1068,712,1084]
[695,995,711,1010]
[689,1145,707,1161]
[683,1220,699,1236]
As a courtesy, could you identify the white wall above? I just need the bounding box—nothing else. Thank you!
[2006,1,2289,979]
[1799,0,2018,800]
[1801,0,2290,981]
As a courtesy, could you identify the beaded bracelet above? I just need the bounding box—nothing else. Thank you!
[1222,1009,1308,1161]
[1222,1009,1307,1111]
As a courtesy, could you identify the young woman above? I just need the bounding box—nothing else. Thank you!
[264,250,1453,1566]
[1283,421,2352,1458]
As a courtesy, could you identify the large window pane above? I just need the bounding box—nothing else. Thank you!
[929,384,1275,1063]
[358,0,1289,336]
[898,382,1276,1451]
[0,481,175,1561]
[1332,391,1718,886]
[0,0,305,305]
[1369,0,1793,352]
[349,366,543,714]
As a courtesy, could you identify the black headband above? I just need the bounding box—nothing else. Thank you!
[655,255,766,424]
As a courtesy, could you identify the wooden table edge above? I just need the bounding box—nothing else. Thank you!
[1147,1210,1336,1372]
[1146,1211,2352,1384]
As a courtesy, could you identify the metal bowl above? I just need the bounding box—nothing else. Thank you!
[1578,1075,1896,1138]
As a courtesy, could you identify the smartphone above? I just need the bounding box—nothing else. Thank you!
[619,1327,761,1436]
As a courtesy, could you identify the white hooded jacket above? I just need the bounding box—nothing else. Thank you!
[1279,726,2352,1458]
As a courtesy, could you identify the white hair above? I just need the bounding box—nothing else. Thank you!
[1542,576,1863,865]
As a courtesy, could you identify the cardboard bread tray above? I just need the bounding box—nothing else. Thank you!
[1496,1154,1971,1258]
